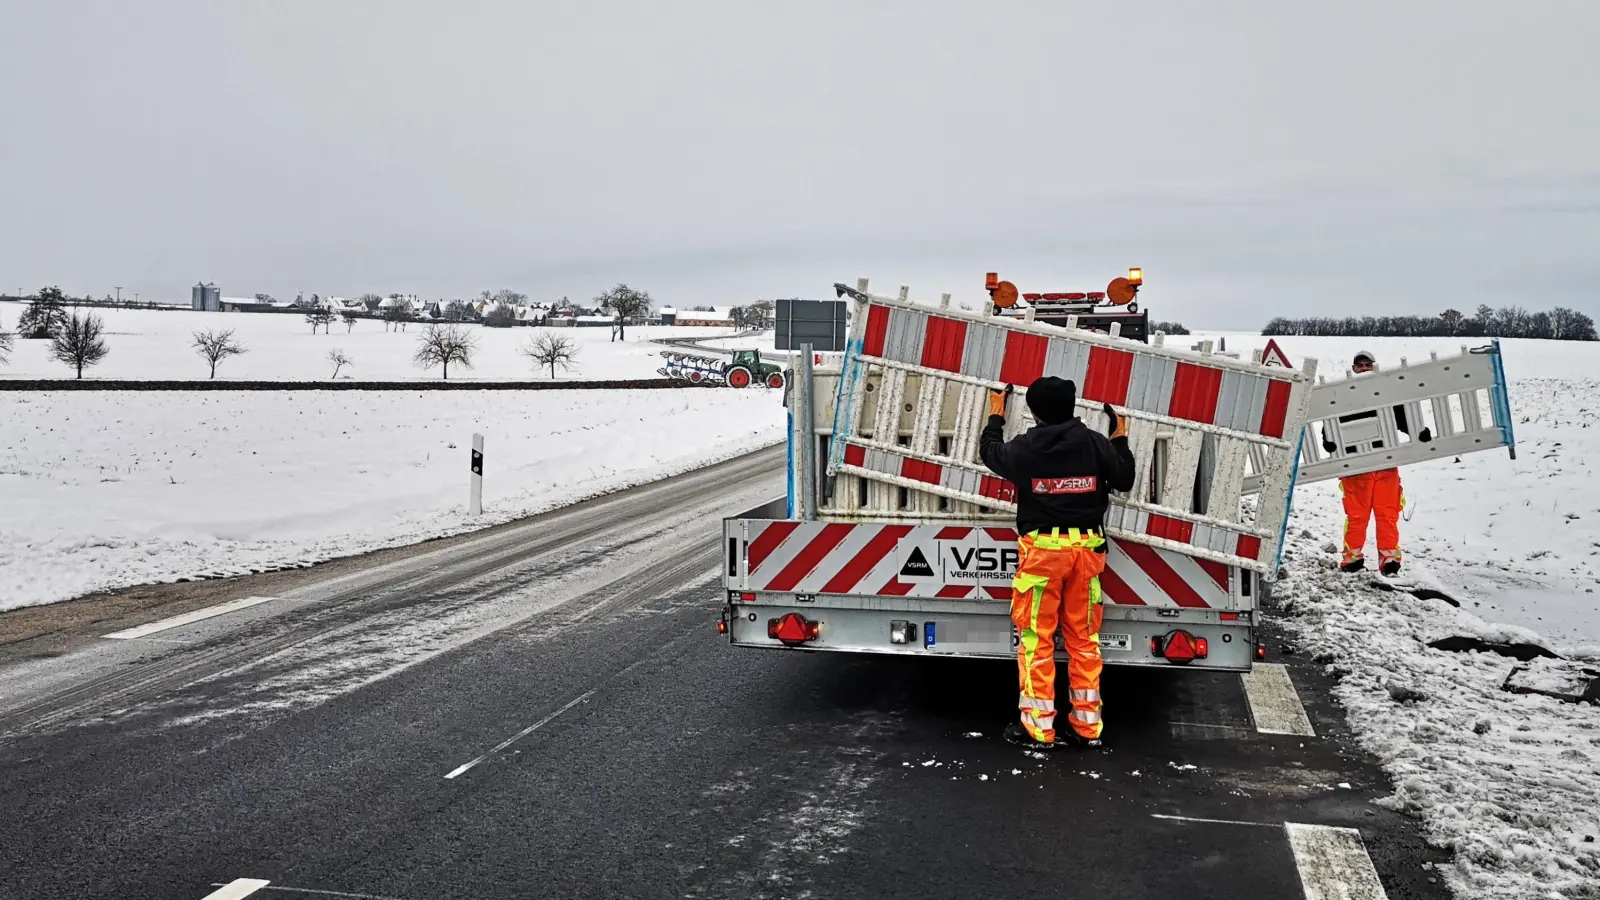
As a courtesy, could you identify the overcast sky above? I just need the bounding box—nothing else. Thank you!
[2,1,1596,326]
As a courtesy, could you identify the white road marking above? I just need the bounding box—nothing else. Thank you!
[1151,813,1280,828]
[444,689,597,779]
[201,879,271,900]
[209,884,408,900]
[443,629,696,780]
[1240,663,1317,736]
[105,596,284,640]
[1286,822,1390,900]
[1167,720,1256,740]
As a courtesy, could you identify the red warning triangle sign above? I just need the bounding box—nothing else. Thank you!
[1261,338,1291,368]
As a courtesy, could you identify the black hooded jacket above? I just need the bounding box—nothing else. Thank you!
[979,414,1137,536]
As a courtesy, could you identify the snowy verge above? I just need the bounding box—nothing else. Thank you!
[0,390,787,611]
[1276,517,1600,898]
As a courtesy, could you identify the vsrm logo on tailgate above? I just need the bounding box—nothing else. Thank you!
[895,535,1020,584]
[945,546,1019,582]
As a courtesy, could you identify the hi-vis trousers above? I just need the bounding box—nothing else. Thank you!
[1339,469,1404,566]
[1012,528,1106,743]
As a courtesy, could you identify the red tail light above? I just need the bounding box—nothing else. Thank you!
[716,617,728,635]
[1256,643,1267,660]
[767,613,820,646]
[1151,630,1208,665]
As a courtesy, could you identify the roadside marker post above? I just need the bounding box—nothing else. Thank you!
[470,433,484,516]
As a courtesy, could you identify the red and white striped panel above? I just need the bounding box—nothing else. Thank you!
[838,441,1265,566]
[738,521,1235,608]
[859,300,1296,438]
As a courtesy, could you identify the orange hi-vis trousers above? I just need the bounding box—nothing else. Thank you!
[1339,469,1404,565]
[1012,528,1106,743]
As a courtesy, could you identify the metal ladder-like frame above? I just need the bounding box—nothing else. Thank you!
[815,279,1318,577]
[1242,341,1518,492]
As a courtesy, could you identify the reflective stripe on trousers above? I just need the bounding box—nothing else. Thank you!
[1012,531,1107,743]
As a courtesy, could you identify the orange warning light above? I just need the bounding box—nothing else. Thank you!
[1106,277,1137,307]
[991,281,1019,309]
[1127,267,1143,285]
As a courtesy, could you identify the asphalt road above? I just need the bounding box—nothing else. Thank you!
[0,447,1453,900]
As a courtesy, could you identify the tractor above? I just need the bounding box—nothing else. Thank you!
[723,349,786,389]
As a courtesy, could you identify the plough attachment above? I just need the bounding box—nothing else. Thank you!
[659,351,731,386]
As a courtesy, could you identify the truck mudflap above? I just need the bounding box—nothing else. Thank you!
[721,596,1259,672]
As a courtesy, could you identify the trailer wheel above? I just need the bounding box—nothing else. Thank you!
[688,370,704,384]
[765,371,785,389]
[726,366,752,388]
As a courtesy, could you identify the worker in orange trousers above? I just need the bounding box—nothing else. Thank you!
[1324,350,1430,576]
[979,376,1135,751]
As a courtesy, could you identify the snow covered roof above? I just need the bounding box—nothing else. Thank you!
[674,308,733,322]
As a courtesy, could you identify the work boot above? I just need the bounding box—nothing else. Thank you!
[1381,560,1401,576]
[1003,722,1054,752]
[1055,729,1104,751]
[1340,559,1365,573]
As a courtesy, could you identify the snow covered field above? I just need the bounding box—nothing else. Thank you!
[0,301,737,381]
[0,389,787,611]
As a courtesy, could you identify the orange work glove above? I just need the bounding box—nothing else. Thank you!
[987,384,1013,418]
[1104,402,1128,439]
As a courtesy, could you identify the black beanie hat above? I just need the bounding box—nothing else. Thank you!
[1026,376,1077,424]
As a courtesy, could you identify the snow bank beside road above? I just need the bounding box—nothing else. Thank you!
[1278,512,1600,899]
[0,390,786,611]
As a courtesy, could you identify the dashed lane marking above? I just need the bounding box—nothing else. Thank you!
[1286,823,1390,900]
[444,689,597,779]
[201,879,271,900]
[104,596,287,640]
[1239,662,1316,736]
[1150,813,1280,828]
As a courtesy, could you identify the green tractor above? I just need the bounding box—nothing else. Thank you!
[724,349,786,389]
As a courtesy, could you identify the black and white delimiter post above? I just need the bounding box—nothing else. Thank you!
[469,433,484,516]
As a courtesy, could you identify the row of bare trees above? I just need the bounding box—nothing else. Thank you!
[1264,305,1597,341]
[1,287,111,377]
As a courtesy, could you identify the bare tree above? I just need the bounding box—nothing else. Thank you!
[328,348,353,378]
[306,309,335,334]
[341,311,359,332]
[191,328,247,378]
[253,292,276,304]
[521,330,580,378]
[413,324,476,379]
[595,283,653,342]
[0,325,13,365]
[383,297,413,332]
[51,311,110,378]
[744,299,774,329]
[484,302,518,328]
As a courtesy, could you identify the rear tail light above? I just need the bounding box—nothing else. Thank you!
[1150,630,1208,665]
[768,613,820,646]
[716,616,728,635]
[1256,642,1267,660]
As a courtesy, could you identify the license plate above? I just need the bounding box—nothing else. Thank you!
[1099,633,1132,652]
